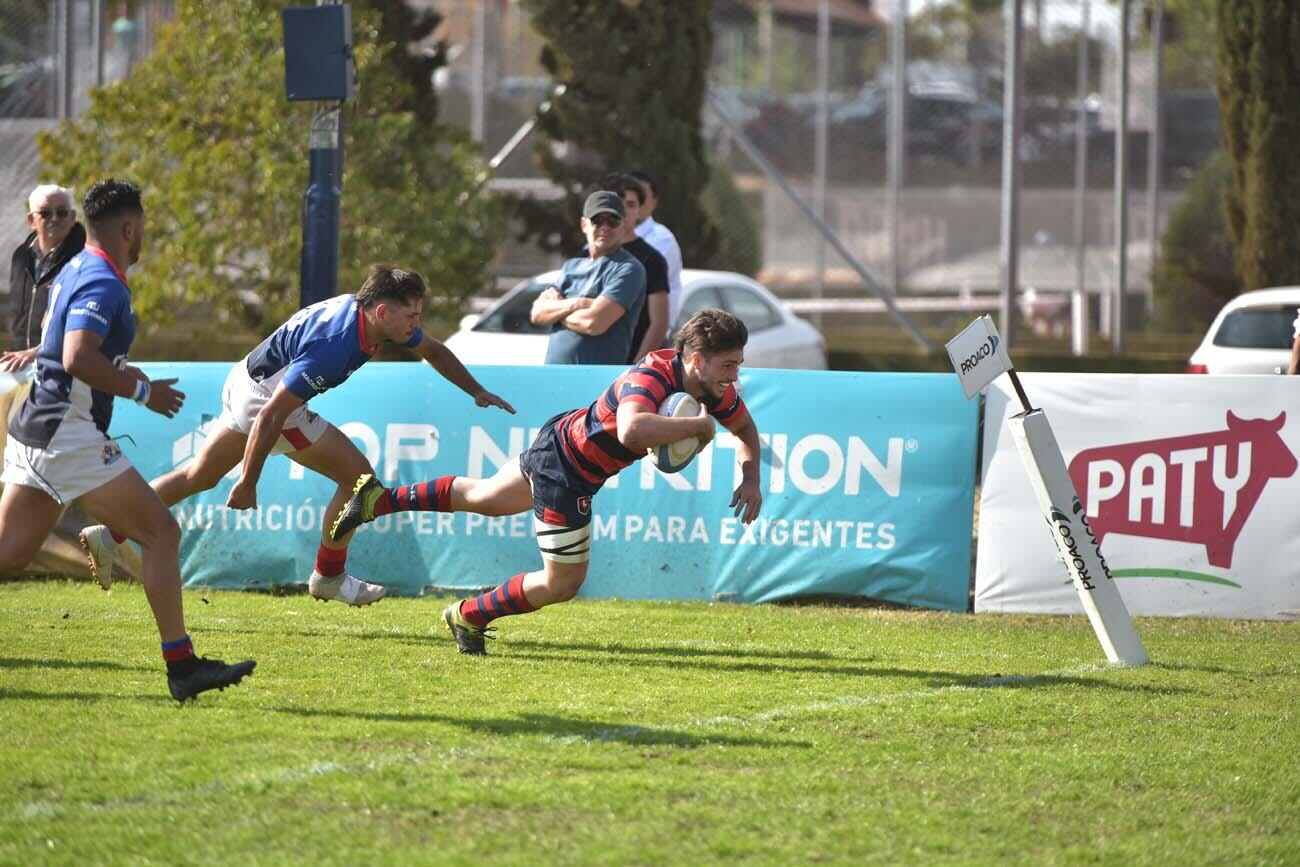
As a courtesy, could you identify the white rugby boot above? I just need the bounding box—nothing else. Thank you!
[79,525,119,591]
[307,570,386,606]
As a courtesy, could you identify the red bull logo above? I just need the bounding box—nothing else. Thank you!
[1067,412,1297,569]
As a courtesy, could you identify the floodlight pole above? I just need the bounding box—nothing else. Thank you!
[1112,0,1130,354]
[301,102,345,308]
[285,0,356,310]
[998,0,1024,349]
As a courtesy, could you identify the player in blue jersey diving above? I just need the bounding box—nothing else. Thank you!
[79,264,515,606]
[0,178,255,701]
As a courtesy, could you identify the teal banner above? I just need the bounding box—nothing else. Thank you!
[115,363,978,611]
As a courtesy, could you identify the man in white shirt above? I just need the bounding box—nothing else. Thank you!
[1289,308,1300,374]
[629,170,684,333]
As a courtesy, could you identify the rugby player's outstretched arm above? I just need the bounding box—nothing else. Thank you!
[728,415,763,524]
[413,334,515,414]
[227,385,300,510]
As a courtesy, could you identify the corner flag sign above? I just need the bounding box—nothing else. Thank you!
[945,315,1013,400]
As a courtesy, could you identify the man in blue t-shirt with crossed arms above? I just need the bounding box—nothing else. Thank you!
[532,190,645,366]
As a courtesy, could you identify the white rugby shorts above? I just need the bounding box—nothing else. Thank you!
[2,433,133,505]
[217,358,328,454]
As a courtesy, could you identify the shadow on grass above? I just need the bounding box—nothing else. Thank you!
[496,642,1194,694]
[268,705,808,749]
[0,687,170,704]
[202,625,870,664]
[193,630,1195,695]
[0,656,156,674]
[1148,661,1251,676]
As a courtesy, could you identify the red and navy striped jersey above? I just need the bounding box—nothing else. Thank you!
[552,348,752,489]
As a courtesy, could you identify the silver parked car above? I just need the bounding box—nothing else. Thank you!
[445,269,828,369]
[1186,287,1300,374]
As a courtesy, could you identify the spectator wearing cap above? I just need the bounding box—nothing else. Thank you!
[4,184,85,371]
[628,170,683,330]
[595,173,671,363]
[531,190,646,365]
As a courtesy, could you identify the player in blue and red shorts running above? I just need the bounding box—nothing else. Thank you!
[79,264,515,606]
[329,308,763,654]
[0,178,254,701]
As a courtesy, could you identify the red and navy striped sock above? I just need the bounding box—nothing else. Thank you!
[315,544,348,578]
[374,476,456,517]
[161,634,194,663]
[459,572,536,628]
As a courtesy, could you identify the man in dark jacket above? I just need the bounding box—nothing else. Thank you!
[4,184,86,370]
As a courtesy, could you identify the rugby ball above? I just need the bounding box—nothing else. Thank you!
[650,392,703,473]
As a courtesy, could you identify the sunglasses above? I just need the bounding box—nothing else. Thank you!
[35,207,73,220]
[589,214,622,228]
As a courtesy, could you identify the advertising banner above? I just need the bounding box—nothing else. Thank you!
[977,374,1300,619]
[112,363,979,611]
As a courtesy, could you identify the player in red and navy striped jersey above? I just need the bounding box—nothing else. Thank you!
[330,308,763,655]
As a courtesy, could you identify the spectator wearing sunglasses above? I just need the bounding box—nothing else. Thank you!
[5,184,86,371]
[531,190,646,365]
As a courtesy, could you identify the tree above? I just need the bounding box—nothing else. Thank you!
[512,0,725,267]
[1215,0,1300,290]
[1152,151,1239,330]
[37,0,500,337]
[1159,0,1218,90]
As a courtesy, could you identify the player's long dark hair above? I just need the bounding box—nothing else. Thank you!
[675,308,747,358]
[355,265,426,309]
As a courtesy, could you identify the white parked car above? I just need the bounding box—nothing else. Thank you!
[445,269,828,369]
[1186,287,1300,374]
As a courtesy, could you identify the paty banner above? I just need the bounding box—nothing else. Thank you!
[977,373,1300,619]
[110,363,979,611]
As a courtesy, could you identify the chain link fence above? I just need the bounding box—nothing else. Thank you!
[427,0,1218,346]
[1,0,174,254]
[4,0,1221,345]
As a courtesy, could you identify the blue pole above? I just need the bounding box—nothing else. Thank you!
[300,103,344,308]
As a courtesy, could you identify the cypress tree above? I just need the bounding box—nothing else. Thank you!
[1214,0,1300,289]
[514,0,722,265]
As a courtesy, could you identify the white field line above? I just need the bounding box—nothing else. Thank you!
[692,665,1108,728]
[11,665,1114,817]
[16,747,475,820]
[551,664,1113,744]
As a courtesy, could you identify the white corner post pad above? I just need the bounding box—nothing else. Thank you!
[1009,409,1149,666]
[945,314,1013,400]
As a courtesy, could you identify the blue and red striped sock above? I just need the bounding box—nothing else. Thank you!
[460,573,536,628]
[161,634,194,663]
[315,545,348,578]
[374,476,456,517]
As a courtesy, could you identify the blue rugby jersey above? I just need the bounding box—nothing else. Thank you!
[9,246,137,451]
[245,295,423,400]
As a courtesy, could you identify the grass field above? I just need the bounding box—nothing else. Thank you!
[1,579,1297,866]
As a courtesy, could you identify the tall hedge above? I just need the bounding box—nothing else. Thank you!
[514,0,724,266]
[1215,1,1300,289]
